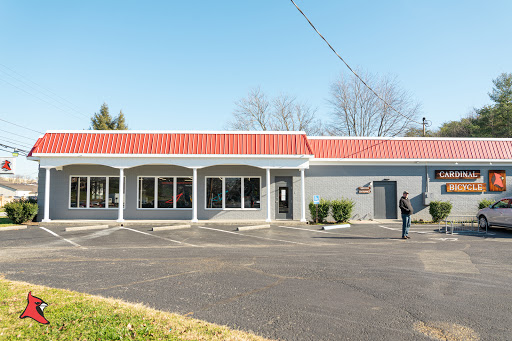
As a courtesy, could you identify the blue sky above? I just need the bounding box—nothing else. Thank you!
[1,0,511,176]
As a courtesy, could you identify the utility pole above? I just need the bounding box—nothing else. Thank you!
[422,117,426,137]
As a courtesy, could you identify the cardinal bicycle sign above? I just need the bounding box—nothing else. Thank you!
[1,158,16,174]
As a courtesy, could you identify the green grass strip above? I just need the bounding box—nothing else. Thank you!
[0,276,271,340]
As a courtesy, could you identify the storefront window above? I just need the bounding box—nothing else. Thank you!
[244,178,260,208]
[138,176,193,209]
[206,177,223,208]
[177,177,193,208]
[139,177,155,208]
[70,177,79,208]
[79,177,87,207]
[158,177,174,208]
[70,176,124,209]
[206,177,260,209]
[89,177,106,208]
[225,178,241,208]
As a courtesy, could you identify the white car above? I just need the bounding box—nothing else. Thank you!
[477,198,512,229]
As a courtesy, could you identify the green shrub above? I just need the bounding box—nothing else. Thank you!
[4,199,38,224]
[331,198,355,223]
[429,200,452,223]
[478,199,495,209]
[309,199,330,223]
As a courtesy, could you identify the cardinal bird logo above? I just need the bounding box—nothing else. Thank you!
[19,292,50,324]
[1,160,11,171]
[491,172,505,189]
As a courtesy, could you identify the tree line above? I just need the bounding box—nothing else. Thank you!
[90,72,512,138]
[405,73,512,137]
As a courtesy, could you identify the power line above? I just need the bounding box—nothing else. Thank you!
[289,0,423,126]
[0,143,29,155]
[0,128,37,142]
[0,64,89,118]
[0,118,44,134]
[0,77,85,121]
[0,136,34,149]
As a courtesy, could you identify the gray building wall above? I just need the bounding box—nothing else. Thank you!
[305,165,512,221]
[37,164,301,221]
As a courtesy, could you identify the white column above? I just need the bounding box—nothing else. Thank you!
[191,168,198,222]
[266,168,271,223]
[117,168,124,222]
[300,168,306,222]
[42,167,51,222]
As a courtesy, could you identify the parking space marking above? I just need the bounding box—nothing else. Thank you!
[120,227,200,247]
[279,226,337,234]
[39,226,86,249]
[379,225,433,234]
[197,226,308,245]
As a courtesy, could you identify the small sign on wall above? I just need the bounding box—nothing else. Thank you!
[446,183,486,192]
[489,170,506,191]
[1,158,15,174]
[358,186,371,194]
[435,170,480,179]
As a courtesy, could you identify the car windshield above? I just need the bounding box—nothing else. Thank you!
[493,199,511,209]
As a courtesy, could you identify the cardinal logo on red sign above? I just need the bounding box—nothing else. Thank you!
[1,160,12,171]
[491,172,505,189]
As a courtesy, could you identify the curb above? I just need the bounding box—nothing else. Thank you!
[322,224,350,230]
[65,225,110,232]
[237,224,271,231]
[0,225,27,231]
[152,225,191,231]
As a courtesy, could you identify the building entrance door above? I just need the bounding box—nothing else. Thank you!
[373,181,397,219]
[275,176,293,220]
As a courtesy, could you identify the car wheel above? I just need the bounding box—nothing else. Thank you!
[478,216,489,230]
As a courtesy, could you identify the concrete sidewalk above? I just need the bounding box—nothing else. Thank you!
[37,219,310,227]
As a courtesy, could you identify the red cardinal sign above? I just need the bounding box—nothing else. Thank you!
[489,170,506,191]
[1,158,15,174]
[19,292,50,324]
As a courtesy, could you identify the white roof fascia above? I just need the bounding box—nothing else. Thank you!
[306,136,512,141]
[43,130,307,135]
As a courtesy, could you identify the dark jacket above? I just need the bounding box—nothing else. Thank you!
[399,196,414,215]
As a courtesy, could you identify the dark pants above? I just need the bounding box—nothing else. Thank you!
[402,214,411,237]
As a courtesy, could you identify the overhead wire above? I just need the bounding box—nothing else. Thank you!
[0,128,37,142]
[0,64,89,119]
[0,136,34,149]
[0,118,45,134]
[0,77,85,121]
[289,0,423,126]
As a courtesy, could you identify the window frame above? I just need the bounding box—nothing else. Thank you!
[136,176,193,210]
[204,176,261,210]
[69,175,125,210]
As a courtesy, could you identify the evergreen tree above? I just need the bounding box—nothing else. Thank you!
[114,110,128,130]
[90,103,128,130]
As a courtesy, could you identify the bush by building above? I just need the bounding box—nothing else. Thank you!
[330,198,355,223]
[4,199,38,224]
[478,199,495,209]
[429,200,452,223]
[309,199,330,223]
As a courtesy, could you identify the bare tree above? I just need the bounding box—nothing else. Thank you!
[327,71,421,137]
[226,88,323,135]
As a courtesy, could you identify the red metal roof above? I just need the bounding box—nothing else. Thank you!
[308,138,512,160]
[28,132,314,156]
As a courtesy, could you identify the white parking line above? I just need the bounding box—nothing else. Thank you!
[120,227,200,247]
[279,226,337,234]
[379,225,432,234]
[197,226,308,245]
[39,226,86,249]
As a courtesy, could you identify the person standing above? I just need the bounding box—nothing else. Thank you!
[399,191,413,239]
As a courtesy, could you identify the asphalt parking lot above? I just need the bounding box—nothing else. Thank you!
[1,222,512,340]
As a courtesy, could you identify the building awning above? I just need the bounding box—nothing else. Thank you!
[308,137,512,161]
[29,131,314,157]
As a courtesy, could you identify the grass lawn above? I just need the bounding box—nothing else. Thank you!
[0,217,18,227]
[0,277,271,341]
